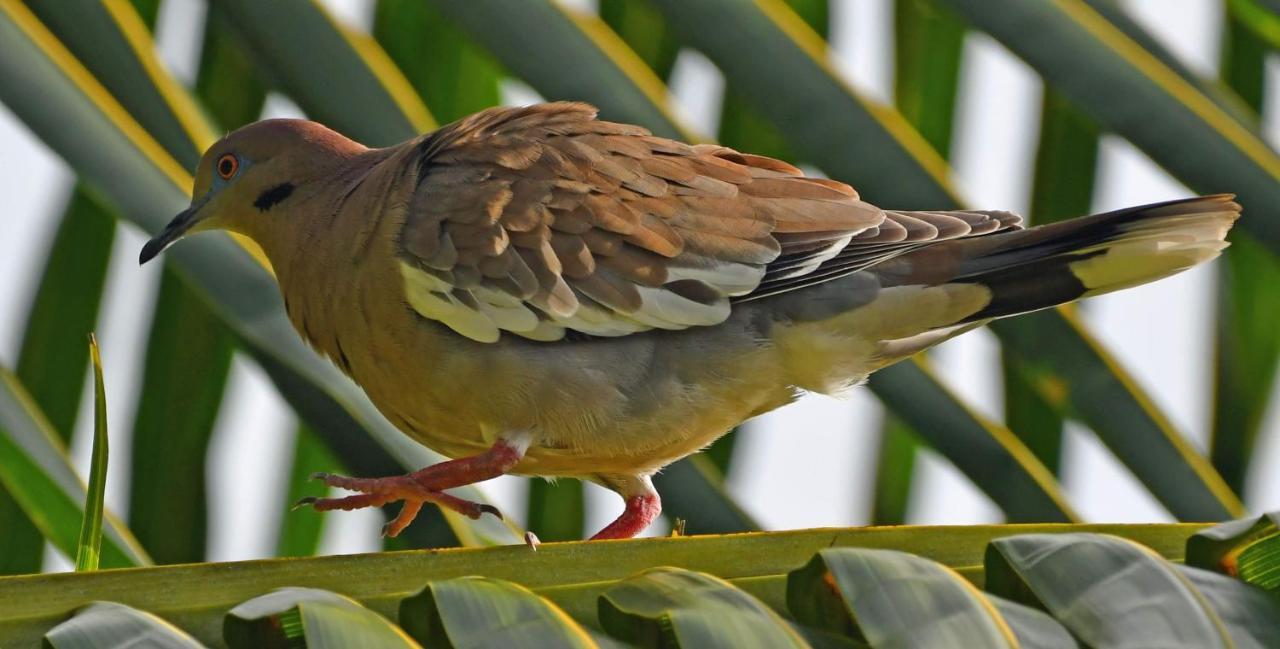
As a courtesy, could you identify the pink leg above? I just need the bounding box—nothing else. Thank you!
[299,436,526,537]
[590,475,662,540]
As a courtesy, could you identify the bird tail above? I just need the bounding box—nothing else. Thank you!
[771,195,1239,394]
[930,194,1241,323]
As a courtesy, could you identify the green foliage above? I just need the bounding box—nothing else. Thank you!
[74,336,109,572]
[0,368,149,569]
[1212,13,1280,498]
[374,0,501,123]
[0,2,1276,642]
[0,191,115,576]
[128,271,232,564]
[401,577,595,647]
[44,602,205,649]
[2,520,1277,646]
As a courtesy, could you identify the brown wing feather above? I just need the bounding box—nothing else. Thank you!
[395,102,1010,342]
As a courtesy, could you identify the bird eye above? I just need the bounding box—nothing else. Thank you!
[216,153,239,180]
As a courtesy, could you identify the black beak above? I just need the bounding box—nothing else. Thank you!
[139,202,202,265]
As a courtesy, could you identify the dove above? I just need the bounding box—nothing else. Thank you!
[140,102,1239,539]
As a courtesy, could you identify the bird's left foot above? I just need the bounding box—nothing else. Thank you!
[296,474,501,537]
[295,437,526,537]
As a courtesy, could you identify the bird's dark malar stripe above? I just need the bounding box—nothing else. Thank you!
[254,182,295,211]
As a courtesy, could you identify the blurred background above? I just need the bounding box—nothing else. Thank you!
[1,0,1278,572]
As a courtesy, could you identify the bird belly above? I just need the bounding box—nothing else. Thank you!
[339,311,802,477]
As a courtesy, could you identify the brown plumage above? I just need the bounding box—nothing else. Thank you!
[388,103,1032,343]
[141,102,1239,540]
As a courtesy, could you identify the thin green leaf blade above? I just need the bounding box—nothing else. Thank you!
[1212,234,1280,496]
[653,455,760,535]
[127,270,232,564]
[0,367,148,569]
[986,533,1233,648]
[215,0,435,144]
[873,0,967,523]
[195,10,269,129]
[0,0,509,548]
[1081,0,1259,128]
[1028,92,1101,228]
[399,576,596,648]
[1001,351,1068,474]
[867,360,1077,522]
[23,0,212,165]
[2,190,117,576]
[649,0,959,208]
[1211,14,1280,496]
[15,191,116,443]
[373,0,501,123]
[277,425,337,557]
[937,0,1280,251]
[990,311,1244,521]
[429,0,691,140]
[224,587,419,649]
[44,601,206,649]
[1002,89,1101,473]
[869,415,917,525]
[1186,512,1280,591]
[599,0,681,80]
[1225,0,1280,53]
[74,336,109,572]
[894,0,964,158]
[527,479,586,543]
[718,0,828,163]
[600,567,808,648]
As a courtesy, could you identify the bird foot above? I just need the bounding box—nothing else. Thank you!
[293,438,525,537]
[297,472,502,538]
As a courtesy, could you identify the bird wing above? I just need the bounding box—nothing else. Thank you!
[395,102,1020,342]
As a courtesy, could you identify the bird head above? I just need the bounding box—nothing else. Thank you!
[140,118,364,265]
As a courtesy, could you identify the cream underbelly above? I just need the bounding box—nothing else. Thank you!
[364,357,803,477]
[349,321,888,478]
[321,277,963,479]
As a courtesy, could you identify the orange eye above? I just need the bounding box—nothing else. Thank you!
[216,153,239,180]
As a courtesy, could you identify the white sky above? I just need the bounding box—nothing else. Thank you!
[1,0,1278,567]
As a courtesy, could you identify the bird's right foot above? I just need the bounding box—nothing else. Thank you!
[295,473,502,537]
[293,437,526,537]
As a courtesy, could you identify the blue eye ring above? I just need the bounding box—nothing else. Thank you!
[216,153,239,180]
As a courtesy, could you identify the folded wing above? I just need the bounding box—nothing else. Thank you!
[394,102,1020,342]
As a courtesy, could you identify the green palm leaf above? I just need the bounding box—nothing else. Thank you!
[0,0,510,547]
[0,522,1210,646]
[938,0,1280,250]
[0,365,149,569]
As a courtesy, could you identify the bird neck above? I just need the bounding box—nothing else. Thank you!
[265,145,433,376]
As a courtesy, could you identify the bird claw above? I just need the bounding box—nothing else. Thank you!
[292,496,318,511]
[299,468,506,534]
